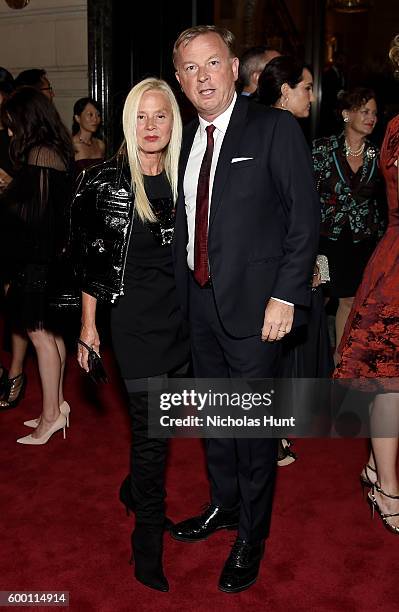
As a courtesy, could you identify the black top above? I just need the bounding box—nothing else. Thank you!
[337,146,362,191]
[110,172,189,379]
[0,129,14,177]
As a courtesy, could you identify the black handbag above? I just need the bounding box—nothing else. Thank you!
[77,338,108,384]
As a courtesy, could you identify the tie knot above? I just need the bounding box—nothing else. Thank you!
[206,124,216,138]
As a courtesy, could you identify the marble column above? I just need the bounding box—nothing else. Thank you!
[87,0,114,154]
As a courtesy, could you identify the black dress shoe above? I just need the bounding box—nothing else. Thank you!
[119,475,174,532]
[218,538,265,593]
[170,503,239,542]
[130,525,169,592]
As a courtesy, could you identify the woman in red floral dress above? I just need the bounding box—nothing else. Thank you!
[334,35,399,534]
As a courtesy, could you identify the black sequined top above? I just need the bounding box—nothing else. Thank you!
[110,172,189,379]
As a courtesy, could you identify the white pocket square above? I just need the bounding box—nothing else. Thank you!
[231,157,254,163]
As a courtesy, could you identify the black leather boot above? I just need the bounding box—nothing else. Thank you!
[119,475,174,531]
[130,524,169,592]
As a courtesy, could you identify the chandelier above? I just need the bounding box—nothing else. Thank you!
[4,0,30,8]
[328,0,372,12]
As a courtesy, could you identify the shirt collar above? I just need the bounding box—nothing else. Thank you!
[198,92,237,137]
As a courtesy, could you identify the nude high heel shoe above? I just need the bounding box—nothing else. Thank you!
[17,413,67,445]
[23,401,71,428]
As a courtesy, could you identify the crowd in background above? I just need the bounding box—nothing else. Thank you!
[0,27,398,594]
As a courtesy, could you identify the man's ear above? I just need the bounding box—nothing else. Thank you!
[253,70,261,87]
[232,56,239,81]
[175,71,181,86]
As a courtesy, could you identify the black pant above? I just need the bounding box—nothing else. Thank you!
[124,365,188,527]
[189,276,279,543]
[125,378,168,527]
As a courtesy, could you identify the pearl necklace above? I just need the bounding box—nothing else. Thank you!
[344,139,365,157]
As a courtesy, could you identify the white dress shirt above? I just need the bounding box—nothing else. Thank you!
[182,93,293,307]
[184,93,237,271]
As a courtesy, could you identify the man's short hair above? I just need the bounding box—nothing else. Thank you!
[239,46,280,88]
[173,25,236,68]
[239,46,269,88]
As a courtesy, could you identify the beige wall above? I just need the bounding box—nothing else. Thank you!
[0,0,88,131]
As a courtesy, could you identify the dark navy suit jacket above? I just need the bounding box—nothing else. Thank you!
[173,96,320,338]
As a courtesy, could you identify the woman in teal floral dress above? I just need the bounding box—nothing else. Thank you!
[313,87,386,359]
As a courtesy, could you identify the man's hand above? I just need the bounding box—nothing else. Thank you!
[0,168,12,192]
[261,298,294,342]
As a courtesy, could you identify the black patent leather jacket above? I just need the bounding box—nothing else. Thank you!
[73,154,176,303]
[73,154,134,303]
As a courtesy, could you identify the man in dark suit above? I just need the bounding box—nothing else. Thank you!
[171,25,319,593]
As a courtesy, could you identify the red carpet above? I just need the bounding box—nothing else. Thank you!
[0,347,398,612]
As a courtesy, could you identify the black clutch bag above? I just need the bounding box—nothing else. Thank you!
[77,338,109,384]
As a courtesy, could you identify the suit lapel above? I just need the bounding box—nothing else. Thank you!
[178,119,199,189]
[209,96,249,225]
[175,119,198,238]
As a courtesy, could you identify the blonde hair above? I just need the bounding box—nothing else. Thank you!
[173,25,236,68]
[122,77,182,223]
[389,34,399,70]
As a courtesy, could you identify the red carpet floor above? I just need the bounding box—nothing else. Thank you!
[0,347,398,612]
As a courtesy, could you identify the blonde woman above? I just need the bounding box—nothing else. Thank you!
[74,78,189,591]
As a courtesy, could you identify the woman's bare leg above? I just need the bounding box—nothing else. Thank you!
[334,297,354,364]
[54,334,66,406]
[370,393,399,529]
[9,331,28,378]
[27,328,62,438]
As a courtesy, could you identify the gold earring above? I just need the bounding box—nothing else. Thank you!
[281,96,288,110]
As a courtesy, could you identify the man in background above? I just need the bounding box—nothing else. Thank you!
[238,45,281,96]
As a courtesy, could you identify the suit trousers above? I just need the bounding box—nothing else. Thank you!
[189,275,279,543]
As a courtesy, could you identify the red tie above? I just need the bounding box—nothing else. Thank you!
[194,124,216,286]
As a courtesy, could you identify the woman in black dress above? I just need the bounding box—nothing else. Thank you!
[259,57,334,464]
[0,87,74,442]
[75,78,189,592]
[313,87,386,360]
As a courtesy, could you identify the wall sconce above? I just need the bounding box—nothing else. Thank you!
[328,0,372,13]
[4,0,30,8]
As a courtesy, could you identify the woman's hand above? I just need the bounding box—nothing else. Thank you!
[78,291,99,371]
[77,324,100,372]
[312,263,322,288]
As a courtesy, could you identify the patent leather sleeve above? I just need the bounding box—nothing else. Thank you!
[72,167,101,299]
